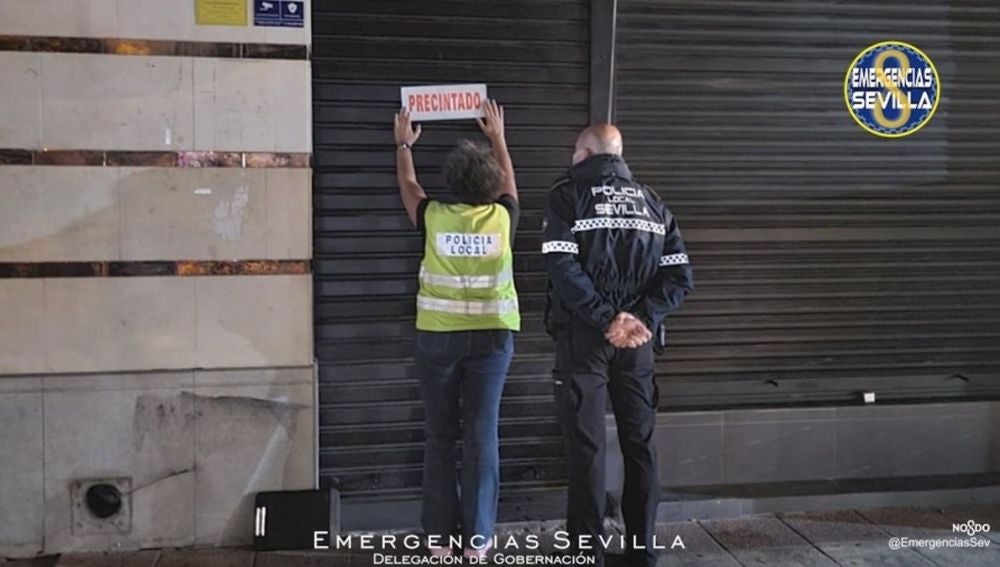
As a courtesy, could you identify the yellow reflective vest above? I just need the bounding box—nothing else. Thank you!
[416,200,520,332]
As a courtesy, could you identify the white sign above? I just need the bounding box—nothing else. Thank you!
[401,84,487,122]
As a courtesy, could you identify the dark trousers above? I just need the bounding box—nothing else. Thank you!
[554,324,660,567]
[415,329,513,545]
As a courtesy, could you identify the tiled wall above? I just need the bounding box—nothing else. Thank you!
[0,275,312,375]
[0,167,311,262]
[0,2,314,557]
[0,53,311,151]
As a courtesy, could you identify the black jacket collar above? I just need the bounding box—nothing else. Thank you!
[569,154,633,182]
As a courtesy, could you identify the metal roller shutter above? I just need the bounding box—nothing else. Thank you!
[614,1,1000,406]
[312,0,589,502]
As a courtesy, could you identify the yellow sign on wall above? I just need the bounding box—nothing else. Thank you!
[196,0,248,26]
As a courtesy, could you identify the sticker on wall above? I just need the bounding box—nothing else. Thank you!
[401,84,488,122]
[195,0,248,26]
[844,41,940,138]
[255,0,305,28]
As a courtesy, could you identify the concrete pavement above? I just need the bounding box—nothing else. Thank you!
[5,504,1000,566]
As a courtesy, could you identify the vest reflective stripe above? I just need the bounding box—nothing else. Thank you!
[417,296,519,315]
[419,266,513,289]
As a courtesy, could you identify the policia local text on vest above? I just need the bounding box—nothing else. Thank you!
[417,201,520,332]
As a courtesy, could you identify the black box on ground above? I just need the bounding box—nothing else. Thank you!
[253,489,340,551]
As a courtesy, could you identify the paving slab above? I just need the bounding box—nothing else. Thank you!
[699,515,838,566]
[53,552,160,567]
[155,549,254,567]
[817,541,933,566]
[255,550,352,567]
[657,550,741,567]
[655,521,725,554]
[727,547,836,566]
[855,507,955,539]
[653,520,738,565]
[779,510,888,543]
[580,519,736,564]
[699,515,810,550]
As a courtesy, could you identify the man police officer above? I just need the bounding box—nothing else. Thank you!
[543,124,694,567]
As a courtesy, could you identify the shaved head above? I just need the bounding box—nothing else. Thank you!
[573,123,623,164]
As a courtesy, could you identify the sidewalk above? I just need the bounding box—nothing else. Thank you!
[5,504,1000,566]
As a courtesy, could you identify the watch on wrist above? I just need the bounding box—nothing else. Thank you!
[397,142,411,150]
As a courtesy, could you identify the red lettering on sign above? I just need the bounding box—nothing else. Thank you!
[404,87,486,117]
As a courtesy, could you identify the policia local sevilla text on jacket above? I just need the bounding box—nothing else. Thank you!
[542,152,693,567]
[543,154,693,336]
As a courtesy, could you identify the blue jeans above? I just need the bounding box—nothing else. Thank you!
[415,329,513,545]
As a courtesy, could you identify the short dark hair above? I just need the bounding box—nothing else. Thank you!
[442,140,502,205]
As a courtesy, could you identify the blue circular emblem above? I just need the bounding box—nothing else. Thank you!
[844,41,940,138]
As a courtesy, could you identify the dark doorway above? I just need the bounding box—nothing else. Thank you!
[311,0,591,509]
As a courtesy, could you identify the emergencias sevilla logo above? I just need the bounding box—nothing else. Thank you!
[845,41,940,138]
